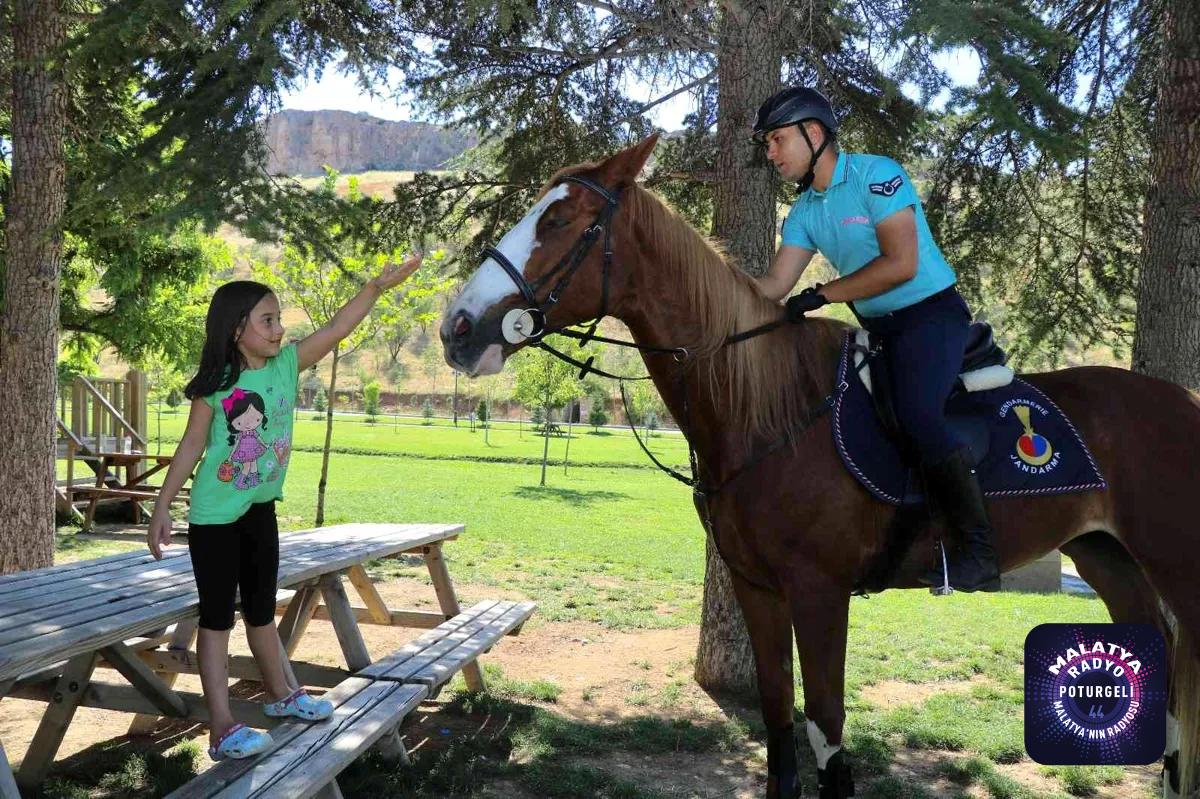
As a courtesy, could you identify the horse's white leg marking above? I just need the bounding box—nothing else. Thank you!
[807,719,841,770]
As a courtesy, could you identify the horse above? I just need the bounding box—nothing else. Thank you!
[438,134,1200,799]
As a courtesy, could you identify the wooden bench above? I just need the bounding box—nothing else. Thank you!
[359,599,536,694]
[71,485,190,532]
[167,600,536,798]
[165,677,427,799]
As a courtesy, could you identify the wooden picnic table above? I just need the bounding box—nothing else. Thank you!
[0,522,478,797]
[68,450,189,530]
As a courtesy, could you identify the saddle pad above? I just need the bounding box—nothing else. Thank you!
[831,332,1107,505]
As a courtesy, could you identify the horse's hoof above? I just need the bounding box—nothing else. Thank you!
[817,750,854,798]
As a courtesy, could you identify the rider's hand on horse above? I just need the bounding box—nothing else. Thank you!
[371,253,422,292]
[786,286,828,321]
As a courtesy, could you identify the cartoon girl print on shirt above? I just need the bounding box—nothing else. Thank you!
[222,388,269,490]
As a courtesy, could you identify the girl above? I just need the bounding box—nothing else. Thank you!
[148,254,421,760]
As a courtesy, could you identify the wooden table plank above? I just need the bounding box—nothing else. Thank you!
[0,549,155,595]
[0,525,398,609]
[0,558,199,624]
[410,602,536,690]
[0,524,463,681]
[0,525,458,649]
[359,601,510,682]
[0,580,202,649]
[0,522,451,600]
[356,601,500,680]
[0,528,386,622]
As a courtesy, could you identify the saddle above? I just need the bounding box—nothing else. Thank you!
[851,321,1014,466]
[836,323,1106,594]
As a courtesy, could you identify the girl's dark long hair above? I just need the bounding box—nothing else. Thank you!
[184,281,274,400]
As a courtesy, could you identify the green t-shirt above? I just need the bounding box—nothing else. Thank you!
[189,344,299,525]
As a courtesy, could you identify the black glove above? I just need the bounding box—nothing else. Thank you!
[785,286,828,321]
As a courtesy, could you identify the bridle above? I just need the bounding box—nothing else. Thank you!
[481,174,623,349]
[475,172,856,495]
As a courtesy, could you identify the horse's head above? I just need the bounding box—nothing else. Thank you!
[440,134,659,376]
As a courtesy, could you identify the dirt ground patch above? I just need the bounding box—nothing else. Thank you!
[860,674,996,710]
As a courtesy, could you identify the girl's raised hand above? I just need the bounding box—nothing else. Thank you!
[372,253,423,292]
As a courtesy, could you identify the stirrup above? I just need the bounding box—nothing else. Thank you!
[930,539,954,597]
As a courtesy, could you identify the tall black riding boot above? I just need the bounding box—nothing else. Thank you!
[919,447,1001,592]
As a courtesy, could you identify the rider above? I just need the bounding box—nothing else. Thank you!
[751,86,1000,593]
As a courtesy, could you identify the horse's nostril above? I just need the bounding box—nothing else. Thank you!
[453,314,472,339]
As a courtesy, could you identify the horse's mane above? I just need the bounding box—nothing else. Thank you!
[620,182,845,442]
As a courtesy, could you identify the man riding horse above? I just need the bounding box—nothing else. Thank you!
[752,86,999,593]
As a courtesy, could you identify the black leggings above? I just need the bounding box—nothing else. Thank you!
[188,501,279,630]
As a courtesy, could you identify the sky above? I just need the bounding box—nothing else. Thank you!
[277,49,983,129]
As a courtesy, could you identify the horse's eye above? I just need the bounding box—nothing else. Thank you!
[545,217,570,230]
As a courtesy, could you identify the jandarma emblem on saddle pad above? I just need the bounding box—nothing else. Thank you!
[999,399,1059,473]
[831,332,1107,504]
[1024,623,1167,765]
[868,176,903,196]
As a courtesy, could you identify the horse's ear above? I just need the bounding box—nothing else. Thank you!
[600,133,660,187]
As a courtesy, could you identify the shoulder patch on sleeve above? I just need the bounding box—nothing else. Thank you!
[868,175,904,197]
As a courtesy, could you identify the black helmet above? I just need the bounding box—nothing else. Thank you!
[752,87,837,145]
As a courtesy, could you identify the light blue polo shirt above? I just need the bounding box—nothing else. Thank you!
[781,152,956,317]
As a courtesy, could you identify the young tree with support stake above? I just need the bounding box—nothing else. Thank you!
[513,347,583,487]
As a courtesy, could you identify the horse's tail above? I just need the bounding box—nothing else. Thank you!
[1171,620,1200,796]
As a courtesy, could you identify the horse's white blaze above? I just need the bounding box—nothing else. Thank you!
[449,183,571,321]
[806,720,840,770]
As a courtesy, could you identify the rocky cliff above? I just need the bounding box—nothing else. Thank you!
[263,109,473,176]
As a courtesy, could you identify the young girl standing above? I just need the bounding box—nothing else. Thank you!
[148,255,421,760]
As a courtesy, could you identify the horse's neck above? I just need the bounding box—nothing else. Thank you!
[613,198,840,473]
[616,273,782,472]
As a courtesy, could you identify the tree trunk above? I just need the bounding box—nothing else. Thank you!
[1131,0,1200,390]
[316,346,340,526]
[694,0,783,694]
[0,0,68,574]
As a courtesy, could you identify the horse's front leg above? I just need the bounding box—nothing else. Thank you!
[727,569,801,799]
[786,564,855,799]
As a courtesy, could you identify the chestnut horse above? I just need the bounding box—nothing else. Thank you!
[439,135,1200,798]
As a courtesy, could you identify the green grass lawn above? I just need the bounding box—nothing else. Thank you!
[47,414,1152,799]
[137,406,692,469]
